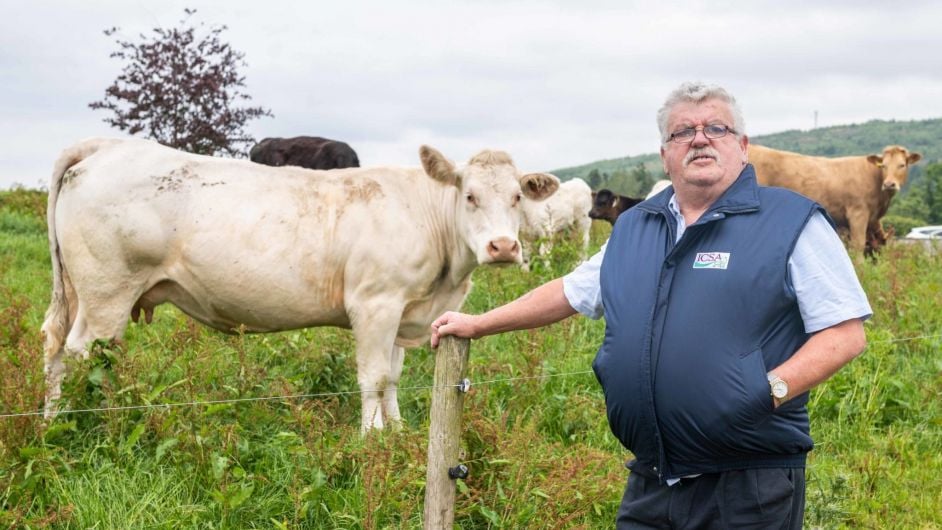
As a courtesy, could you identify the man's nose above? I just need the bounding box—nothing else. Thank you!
[691,128,710,147]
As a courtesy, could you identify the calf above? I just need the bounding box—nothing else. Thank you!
[520,177,593,269]
[588,188,645,225]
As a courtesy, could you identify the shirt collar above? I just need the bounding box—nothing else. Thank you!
[667,193,682,221]
[667,193,685,242]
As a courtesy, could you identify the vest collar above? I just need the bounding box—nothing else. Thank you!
[638,164,761,219]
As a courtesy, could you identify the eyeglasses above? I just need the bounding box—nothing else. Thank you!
[668,124,736,144]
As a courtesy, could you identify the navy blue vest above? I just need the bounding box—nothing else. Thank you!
[595,165,825,480]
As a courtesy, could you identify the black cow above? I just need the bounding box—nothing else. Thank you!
[588,189,644,225]
[250,136,360,170]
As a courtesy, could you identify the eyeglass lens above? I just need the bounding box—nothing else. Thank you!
[671,125,731,143]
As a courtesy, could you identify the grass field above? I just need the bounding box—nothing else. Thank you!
[0,188,940,529]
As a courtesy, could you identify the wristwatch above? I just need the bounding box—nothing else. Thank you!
[767,372,789,402]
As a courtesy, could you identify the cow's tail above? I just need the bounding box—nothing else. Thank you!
[41,138,122,358]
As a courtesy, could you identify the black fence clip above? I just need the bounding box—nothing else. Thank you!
[448,464,469,480]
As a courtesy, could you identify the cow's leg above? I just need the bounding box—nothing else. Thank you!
[576,217,591,260]
[534,238,554,271]
[44,307,94,418]
[350,302,404,432]
[45,297,134,417]
[520,240,533,272]
[381,344,406,428]
[847,208,869,255]
[43,346,69,419]
[865,220,888,256]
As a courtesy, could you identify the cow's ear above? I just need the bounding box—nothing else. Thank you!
[519,172,560,201]
[866,154,883,167]
[907,152,922,164]
[420,145,459,186]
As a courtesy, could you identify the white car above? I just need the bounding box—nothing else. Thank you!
[904,225,942,239]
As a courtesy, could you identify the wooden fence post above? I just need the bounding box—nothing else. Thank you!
[423,335,471,530]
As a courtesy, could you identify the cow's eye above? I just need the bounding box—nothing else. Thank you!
[512,193,522,206]
[466,193,478,207]
[898,164,905,169]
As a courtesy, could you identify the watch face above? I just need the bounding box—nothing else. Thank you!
[771,380,788,399]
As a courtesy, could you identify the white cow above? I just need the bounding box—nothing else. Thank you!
[519,177,593,270]
[646,179,672,199]
[42,138,559,430]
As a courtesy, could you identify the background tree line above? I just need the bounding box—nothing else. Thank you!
[585,164,656,199]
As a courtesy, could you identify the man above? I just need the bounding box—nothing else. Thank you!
[430,82,871,529]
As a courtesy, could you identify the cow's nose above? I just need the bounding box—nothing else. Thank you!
[487,237,519,261]
[883,181,899,191]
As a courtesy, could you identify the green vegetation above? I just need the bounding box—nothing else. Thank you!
[556,153,664,196]
[1,191,940,528]
[881,215,925,239]
[0,187,46,224]
[585,162,657,198]
[889,161,942,226]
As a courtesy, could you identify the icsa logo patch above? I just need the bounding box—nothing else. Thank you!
[693,252,730,270]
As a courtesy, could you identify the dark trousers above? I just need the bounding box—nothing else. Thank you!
[616,467,805,529]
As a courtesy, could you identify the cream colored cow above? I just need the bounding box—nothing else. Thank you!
[42,138,559,430]
[519,177,593,269]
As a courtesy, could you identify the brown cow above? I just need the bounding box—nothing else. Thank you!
[588,188,645,225]
[749,144,921,255]
[250,136,360,170]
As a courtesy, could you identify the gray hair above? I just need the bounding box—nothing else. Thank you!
[657,82,746,145]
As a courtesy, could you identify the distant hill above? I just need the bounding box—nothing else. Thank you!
[552,117,942,196]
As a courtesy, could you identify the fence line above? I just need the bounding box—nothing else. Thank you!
[0,370,597,419]
[1,332,938,419]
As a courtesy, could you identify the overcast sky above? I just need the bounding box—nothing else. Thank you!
[2,0,940,189]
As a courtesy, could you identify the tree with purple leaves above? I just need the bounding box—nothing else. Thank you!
[90,9,272,157]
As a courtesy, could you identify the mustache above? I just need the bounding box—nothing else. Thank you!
[683,147,720,166]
